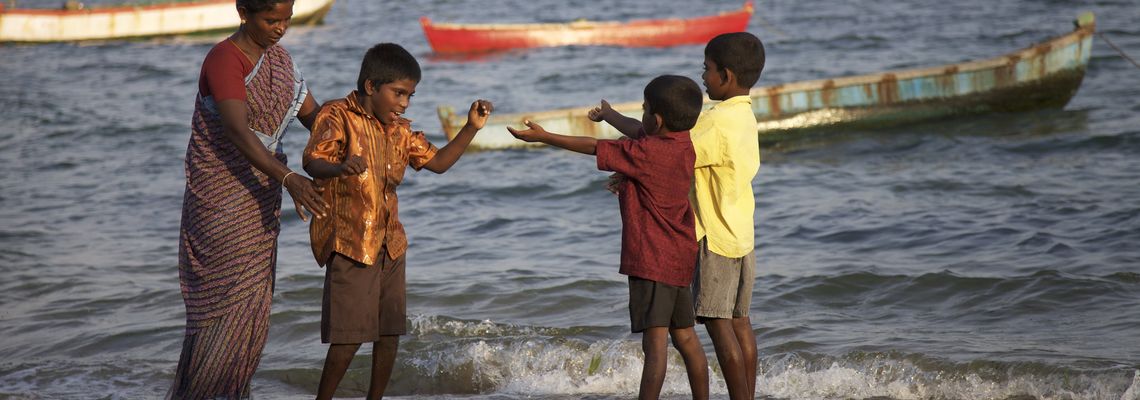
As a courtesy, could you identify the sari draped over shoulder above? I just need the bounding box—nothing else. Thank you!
[170,43,307,400]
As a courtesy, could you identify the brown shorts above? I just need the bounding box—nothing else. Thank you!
[628,276,695,333]
[321,251,407,344]
[692,239,756,320]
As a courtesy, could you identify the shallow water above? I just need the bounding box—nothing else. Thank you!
[1,0,1139,399]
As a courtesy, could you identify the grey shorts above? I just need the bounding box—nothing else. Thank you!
[322,251,407,344]
[628,276,696,333]
[692,239,755,320]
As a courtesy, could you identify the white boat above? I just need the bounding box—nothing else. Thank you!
[0,0,334,43]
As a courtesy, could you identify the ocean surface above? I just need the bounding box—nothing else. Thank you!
[2,0,1139,399]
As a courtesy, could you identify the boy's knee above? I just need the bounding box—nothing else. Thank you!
[641,328,669,351]
[670,329,696,348]
[329,343,361,359]
[374,336,399,350]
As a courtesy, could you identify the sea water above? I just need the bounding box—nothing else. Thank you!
[1,0,1138,398]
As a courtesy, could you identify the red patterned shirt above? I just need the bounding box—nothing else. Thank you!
[596,130,697,287]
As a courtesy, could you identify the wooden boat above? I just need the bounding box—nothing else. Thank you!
[0,0,334,43]
[436,12,1096,150]
[420,1,753,53]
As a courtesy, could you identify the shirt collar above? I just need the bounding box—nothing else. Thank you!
[717,95,752,107]
[344,90,368,117]
[343,90,412,129]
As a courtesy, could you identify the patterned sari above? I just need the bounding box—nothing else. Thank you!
[170,43,307,399]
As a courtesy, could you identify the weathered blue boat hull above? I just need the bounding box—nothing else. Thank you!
[754,15,1093,139]
[438,12,1095,150]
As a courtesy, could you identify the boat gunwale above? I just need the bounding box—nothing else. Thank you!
[0,0,334,43]
[421,1,752,32]
[0,0,235,16]
[445,17,1095,133]
[765,22,1095,96]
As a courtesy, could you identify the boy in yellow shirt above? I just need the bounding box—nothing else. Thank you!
[689,32,765,400]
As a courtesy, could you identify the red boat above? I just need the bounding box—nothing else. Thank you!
[420,1,753,53]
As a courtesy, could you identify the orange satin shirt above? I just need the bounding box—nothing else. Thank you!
[303,92,438,266]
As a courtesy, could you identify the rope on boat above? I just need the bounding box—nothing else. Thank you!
[1097,33,1140,70]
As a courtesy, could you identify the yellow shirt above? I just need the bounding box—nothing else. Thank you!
[690,95,759,258]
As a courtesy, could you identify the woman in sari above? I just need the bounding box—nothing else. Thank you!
[170,0,328,397]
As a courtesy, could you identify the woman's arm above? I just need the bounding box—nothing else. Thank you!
[217,99,328,220]
[297,92,319,131]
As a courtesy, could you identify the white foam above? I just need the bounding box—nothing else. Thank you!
[401,316,726,396]
[408,314,561,338]
[1122,370,1140,400]
[398,317,1136,399]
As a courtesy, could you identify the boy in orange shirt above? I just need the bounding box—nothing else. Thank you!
[302,43,493,399]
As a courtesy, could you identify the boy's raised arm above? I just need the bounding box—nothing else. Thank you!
[589,99,642,138]
[508,120,597,155]
[424,99,493,173]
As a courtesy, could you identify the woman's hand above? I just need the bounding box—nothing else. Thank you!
[283,173,328,222]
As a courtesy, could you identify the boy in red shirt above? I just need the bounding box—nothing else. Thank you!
[509,75,710,400]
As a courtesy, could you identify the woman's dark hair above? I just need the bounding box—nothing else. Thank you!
[357,43,422,93]
[236,0,291,15]
[644,75,703,132]
[705,32,766,88]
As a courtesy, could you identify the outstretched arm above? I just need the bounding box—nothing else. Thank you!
[588,99,642,138]
[424,99,493,173]
[508,120,597,155]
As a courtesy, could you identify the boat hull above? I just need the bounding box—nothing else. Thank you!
[437,13,1095,150]
[421,1,753,53]
[0,0,334,43]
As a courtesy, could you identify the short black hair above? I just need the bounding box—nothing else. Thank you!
[357,43,421,93]
[705,32,765,88]
[644,75,703,132]
[236,0,290,15]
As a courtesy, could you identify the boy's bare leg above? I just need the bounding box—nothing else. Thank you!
[704,318,748,400]
[669,327,710,400]
[640,327,670,400]
[366,336,400,400]
[732,316,757,399]
[317,343,362,400]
